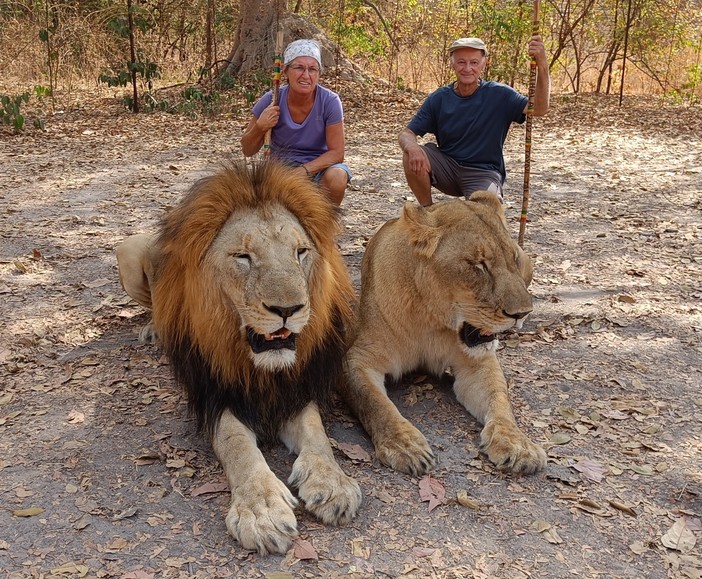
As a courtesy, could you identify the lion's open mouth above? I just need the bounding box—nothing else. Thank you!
[459,323,496,348]
[246,327,297,353]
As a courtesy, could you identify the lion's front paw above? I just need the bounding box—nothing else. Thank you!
[225,474,299,555]
[374,420,436,476]
[289,454,361,525]
[480,420,546,474]
[138,321,158,344]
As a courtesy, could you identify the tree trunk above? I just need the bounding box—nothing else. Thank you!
[126,0,139,113]
[223,0,279,77]
[220,7,362,82]
[619,0,633,106]
[205,0,215,73]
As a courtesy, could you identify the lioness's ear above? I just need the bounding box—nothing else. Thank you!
[400,202,441,258]
[518,246,533,287]
[468,191,508,227]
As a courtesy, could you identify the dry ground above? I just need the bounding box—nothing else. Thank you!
[1,85,701,579]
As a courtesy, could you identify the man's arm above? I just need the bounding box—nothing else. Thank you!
[399,128,431,176]
[525,35,550,117]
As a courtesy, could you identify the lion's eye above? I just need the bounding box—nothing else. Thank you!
[474,261,488,273]
[297,248,310,262]
[234,253,251,266]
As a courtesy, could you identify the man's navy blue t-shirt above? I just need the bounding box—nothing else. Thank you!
[407,81,527,183]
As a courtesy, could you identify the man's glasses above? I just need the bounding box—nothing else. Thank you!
[289,65,320,75]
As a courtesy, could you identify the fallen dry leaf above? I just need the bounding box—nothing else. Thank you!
[67,409,85,424]
[550,431,571,445]
[661,519,697,553]
[191,481,229,496]
[112,506,138,521]
[456,489,480,509]
[609,499,637,517]
[351,537,370,559]
[629,541,647,555]
[570,458,608,482]
[73,513,92,530]
[293,538,318,560]
[544,527,564,544]
[418,475,446,512]
[51,562,89,577]
[13,507,44,517]
[105,537,128,552]
[337,442,372,462]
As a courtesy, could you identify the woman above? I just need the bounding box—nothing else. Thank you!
[241,39,351,205]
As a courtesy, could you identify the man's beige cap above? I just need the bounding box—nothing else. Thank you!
[448,37,488,56]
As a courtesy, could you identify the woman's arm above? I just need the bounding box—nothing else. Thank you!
[240,103,280,157]
[300,121,345,175]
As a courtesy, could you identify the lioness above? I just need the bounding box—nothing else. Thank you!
[343,192,546,475]
[117,161,361,555]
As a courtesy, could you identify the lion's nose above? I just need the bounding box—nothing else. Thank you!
[503,309,531,320]
[265,303,304,323]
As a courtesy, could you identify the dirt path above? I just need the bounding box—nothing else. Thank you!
[1,89,701,579]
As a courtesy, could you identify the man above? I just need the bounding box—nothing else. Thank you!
[399,36,550,207]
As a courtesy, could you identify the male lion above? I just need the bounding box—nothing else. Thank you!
[343,192,547,476]
[116,161,361,555]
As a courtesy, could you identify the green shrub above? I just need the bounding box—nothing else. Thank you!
[1,92,30,132]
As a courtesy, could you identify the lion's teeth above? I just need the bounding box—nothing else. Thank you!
[266,328,292,340]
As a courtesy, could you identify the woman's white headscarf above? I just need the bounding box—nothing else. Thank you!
[283,39,322,70]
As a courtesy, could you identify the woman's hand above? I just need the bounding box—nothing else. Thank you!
[256,104,280,131]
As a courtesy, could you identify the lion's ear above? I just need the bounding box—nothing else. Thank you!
[467,191,508,227]
[468,190,504,211]
[400,202,441,258]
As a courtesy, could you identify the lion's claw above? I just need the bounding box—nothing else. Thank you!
[289,454,361,525]
[374,421,437,476]
[225,475,299,555]
[480,420,546,474]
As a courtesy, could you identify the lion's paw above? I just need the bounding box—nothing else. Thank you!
[375,422,436,476]
[225,474,299,555]
[138,321,158,344]
[480,420,546,474]
[289,454,361,525]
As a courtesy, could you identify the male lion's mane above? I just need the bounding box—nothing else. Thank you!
[150,161,354,442]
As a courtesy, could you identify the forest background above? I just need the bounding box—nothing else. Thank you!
[1,0,702,124]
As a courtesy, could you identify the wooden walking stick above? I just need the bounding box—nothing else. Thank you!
[518,0,540,247]
[263,30,284,157]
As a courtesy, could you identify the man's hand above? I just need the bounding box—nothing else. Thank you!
[406,145,431,177]
[399,129,431,176]
[528,35,548,68]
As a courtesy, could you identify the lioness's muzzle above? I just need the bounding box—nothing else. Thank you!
[459,323,496,348]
